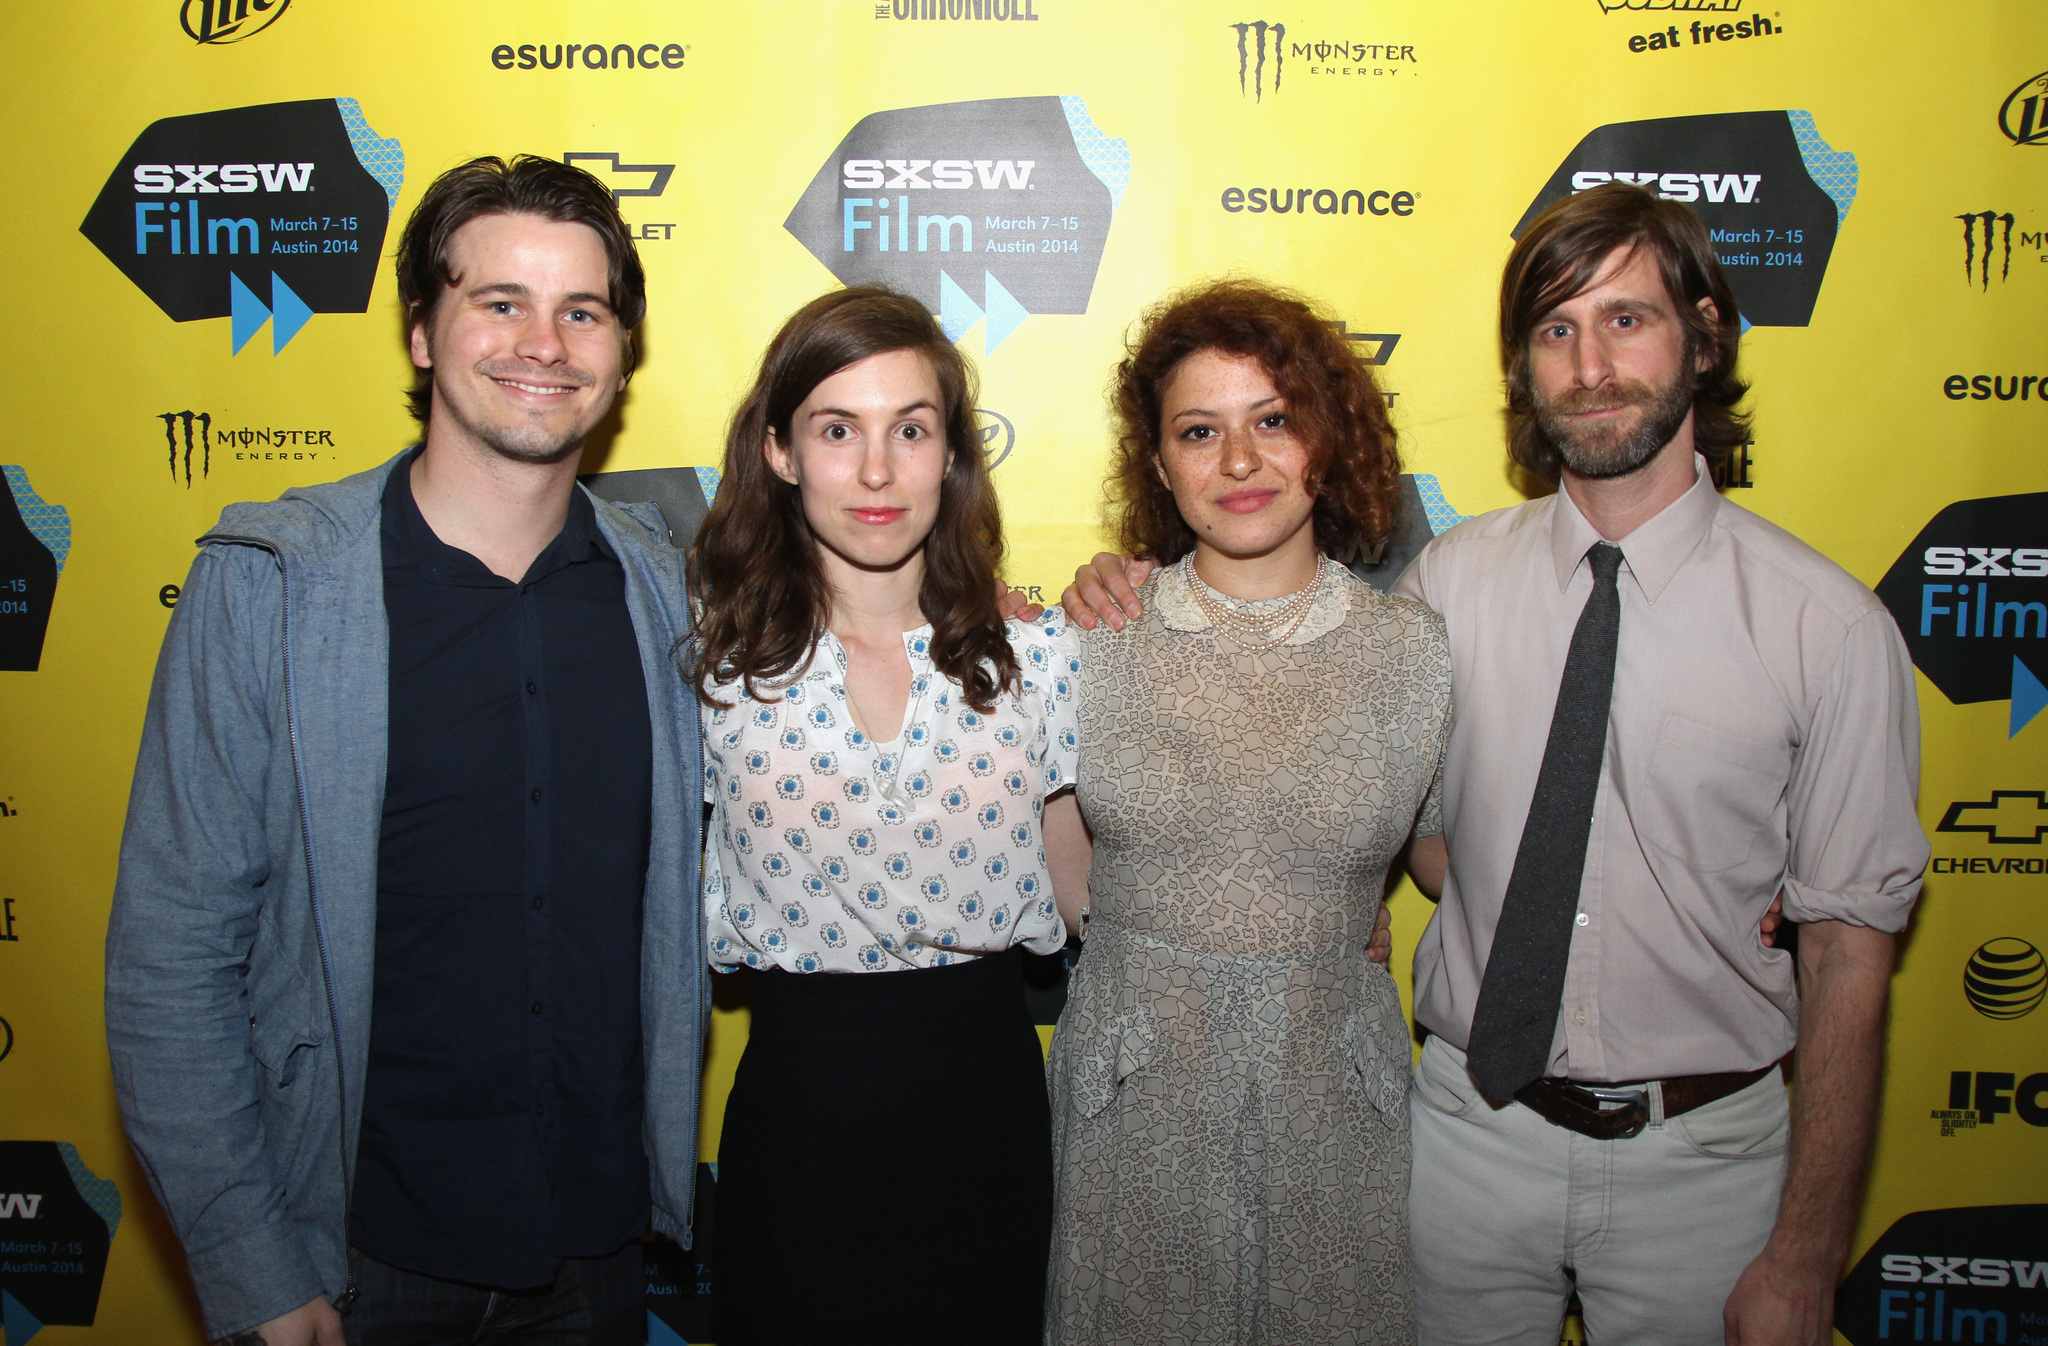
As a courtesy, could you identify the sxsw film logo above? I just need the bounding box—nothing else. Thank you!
[0,1142,122,1340]
[785,97,1129,353]
[1964,938,2046,1021]
[1874,495,2048,737]
[180,0,290,44]
[79,99,403,355]
[0,467,68,673]
[1998,70,2048,147]
[1514,110,1856,328]
[1837,1206,2048,1346]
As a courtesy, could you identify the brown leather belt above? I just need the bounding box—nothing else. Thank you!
[1513,1066,1775,1140]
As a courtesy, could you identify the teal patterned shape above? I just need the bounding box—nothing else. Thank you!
[695,466,723,506]
[1060,95,1130,214]
[56,1142,122,1237]
[1788,110,1856,228]
[3,466,70,573]
[337,97,405,215]
[1413,473,1470,536]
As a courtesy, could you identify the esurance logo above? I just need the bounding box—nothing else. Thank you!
[1999,70,2048,147]
[1875,495,2048,737]
[1837,1207,2048,1346]
[1514,111,1855,327]
[181,0,290,44]
[79,99,403,355]
[784,97,1128,353]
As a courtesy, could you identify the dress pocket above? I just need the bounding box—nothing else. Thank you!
[1339,966,1411,1118]
[1640,714,1789,875]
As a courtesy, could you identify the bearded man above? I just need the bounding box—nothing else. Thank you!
[1062,183,1927,1345]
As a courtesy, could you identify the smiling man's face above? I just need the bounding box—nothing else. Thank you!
[409,212,627,466]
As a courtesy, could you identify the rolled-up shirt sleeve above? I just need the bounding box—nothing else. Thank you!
[1779,607,1929,931]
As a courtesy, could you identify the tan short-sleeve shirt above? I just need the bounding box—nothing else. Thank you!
[1394,456,1927,1080]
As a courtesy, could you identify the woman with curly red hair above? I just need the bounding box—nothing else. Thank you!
[1044,280,1449,1343]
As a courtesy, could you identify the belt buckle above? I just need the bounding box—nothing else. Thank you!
[1578,1084,1650,1139]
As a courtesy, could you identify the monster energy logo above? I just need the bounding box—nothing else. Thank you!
[158,411,212,486]
[1958,211,2016,289]
[1230,21,1284,101]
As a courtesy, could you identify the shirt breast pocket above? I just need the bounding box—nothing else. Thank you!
[1640,714,1789,875]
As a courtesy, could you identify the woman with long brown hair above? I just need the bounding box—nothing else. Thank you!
[688,286,1082,1346]
[1045,280,1450,1344]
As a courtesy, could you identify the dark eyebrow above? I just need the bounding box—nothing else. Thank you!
[1172,395,1283,421]
[1537,293,1672,328]
[807,399,940,420]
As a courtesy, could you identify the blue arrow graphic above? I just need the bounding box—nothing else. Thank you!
[2012,657,2047,737]
[984,271,1029,353]
[229,273,270,354]
[271,273,313,353]
[938,270,983,343]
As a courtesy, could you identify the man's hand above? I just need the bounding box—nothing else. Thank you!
[1062,553,1156,631]
[216,1296,343,1346]
[1760,893,1784,947]
[1723,1248,1833,1346]
[1723,920,1895,1346]
[1366,902,1394,966]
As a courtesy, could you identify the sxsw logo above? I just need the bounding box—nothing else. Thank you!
[841,159,1037,191]
[80,100,402,355]
[0,1192,42,1218]
[181,0,291,44]
[1839,1207,2048,1346]
[1570,170,1761,202]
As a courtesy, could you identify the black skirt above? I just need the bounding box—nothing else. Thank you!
[714,948,1053,1346]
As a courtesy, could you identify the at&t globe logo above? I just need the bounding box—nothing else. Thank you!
[1966,938,2047,1020]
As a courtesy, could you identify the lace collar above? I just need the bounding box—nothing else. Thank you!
[1153,555,1357,646]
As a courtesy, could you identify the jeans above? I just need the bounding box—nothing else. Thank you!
[341,1241,642,1346]
[1409,1036,1789,1346]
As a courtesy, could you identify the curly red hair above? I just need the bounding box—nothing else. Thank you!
[1108,280,1401,564]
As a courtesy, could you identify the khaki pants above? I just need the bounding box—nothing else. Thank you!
[1409,1036,1788,1346]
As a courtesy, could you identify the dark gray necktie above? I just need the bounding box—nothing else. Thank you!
[1466,541,1625,1105]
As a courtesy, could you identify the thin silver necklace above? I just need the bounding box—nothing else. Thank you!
[1180,553,1330,654]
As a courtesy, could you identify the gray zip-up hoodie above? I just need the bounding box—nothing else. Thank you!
[105,452,706,1340]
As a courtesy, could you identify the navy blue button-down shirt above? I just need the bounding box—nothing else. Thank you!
[352,451,654,1288]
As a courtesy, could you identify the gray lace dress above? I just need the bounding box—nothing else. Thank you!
[1046,561,1451,1346]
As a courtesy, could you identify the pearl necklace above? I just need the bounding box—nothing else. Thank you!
[1179,553,1330,654]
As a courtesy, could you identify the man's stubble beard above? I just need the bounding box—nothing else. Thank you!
[1532,341,1699,481]
[429,354,603,467]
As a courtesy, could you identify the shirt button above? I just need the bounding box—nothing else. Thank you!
[531,1000,543,1015]
[526,681,538,695]
[532,895,545,910]
[1576,1009,1588,1025]
[534,1102,545,1117]
[1576,913,1590,926]
[530,788,542,803]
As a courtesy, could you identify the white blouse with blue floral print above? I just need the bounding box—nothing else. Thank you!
[703,610,1081,973]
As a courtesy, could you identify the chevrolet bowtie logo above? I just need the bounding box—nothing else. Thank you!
[1938,791,2048,845]
[562,152,674,201]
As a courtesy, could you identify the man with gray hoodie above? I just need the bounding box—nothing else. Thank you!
[105,156,705,1346]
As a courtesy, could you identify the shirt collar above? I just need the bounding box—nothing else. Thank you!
[1547,452,1719,601]
[383,446,614,583]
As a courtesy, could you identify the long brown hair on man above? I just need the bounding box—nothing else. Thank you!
[1500,181,1751,484]
[687,286,1018,712]
[1107,278,1403,566]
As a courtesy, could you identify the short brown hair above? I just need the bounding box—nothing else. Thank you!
[1501,183,1749,484]
[394,155,646,423]
[687,287,1018,713]
[1108,280,1401,565]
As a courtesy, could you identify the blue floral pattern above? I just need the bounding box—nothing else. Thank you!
[705,612,1080,972]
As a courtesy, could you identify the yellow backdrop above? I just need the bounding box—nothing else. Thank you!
[2,2,2044,1343]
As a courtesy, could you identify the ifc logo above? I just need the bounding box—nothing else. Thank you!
[1964,937,2047,1019]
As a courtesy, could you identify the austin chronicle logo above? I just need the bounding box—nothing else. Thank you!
[1998,70,2048,146]
[181,0,290,44]
[1965,938,2046,1020]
